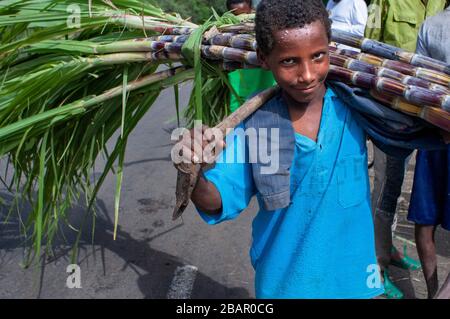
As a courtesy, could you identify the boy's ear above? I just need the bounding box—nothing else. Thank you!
[257,48,270,70]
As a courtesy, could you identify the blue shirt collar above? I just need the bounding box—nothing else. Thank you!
[325,85,338,100]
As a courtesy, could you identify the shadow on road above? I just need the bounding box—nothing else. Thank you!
[0,191,250,299]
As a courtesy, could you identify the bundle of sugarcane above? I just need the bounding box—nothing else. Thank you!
[45,26,449,129]
[28,29,448,126]
[1,0,449,264]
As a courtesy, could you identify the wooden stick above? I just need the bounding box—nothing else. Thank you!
[173,86,279,220]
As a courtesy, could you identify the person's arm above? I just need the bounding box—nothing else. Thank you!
[190,170,222,215]
[415,23,431,57]
[352,0,369,36]
[364,0,386,41]
[176,123,256,224]
[200,126,256,224]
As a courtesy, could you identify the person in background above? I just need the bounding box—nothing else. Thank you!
[408,3,450,299]
[252,0,262,9]
[365,0,445,52]
[226,0,276,113]
[226,0,252,15]
[364,0,446,299]
[326,0,368,40]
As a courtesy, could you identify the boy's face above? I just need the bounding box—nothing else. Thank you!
[258,21,330,105]
[230,3,252,15]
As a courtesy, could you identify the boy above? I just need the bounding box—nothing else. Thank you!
[226,0,276,113]
[184,0,385,298]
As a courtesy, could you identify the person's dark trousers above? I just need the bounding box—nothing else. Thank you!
[371,144,413,273]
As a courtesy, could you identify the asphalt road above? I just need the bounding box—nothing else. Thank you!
[0,82,257,299]
[0,83,449,299]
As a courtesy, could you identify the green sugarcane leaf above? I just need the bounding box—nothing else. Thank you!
[174,83,180,127]
[112,64,129,240]
[35,131,49,264]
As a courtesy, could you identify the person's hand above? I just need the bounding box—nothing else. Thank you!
[440,130,450,144]
[173,125,226,171]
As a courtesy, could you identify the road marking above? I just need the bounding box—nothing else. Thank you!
[166,265,198,299]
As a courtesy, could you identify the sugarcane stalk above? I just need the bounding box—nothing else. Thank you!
[218,23,255,33]
[90,38,260,66]
[419,106,450,132]
[328,65,450,114]
[86,52,182,64]
[94,40,184,54]
[149,35,190,43]
[173,86,279,220]
[414,68,450,90]
[330,52,450,94]
[201,45,259,65]
[331,47,450,89]
[331,29,450,76]
[370,89,450,132]
[369,89,422,116]
[207,33,257,51]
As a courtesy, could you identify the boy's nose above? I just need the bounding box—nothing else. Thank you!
[297,63,315,85]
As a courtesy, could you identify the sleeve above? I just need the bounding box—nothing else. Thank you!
[415,23,430,57]
[351,0,369,36]
[196,124,257,225]
[364,0,386,41]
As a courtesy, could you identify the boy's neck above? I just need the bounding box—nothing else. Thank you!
[282,85,327,142]
[281,85,326,114]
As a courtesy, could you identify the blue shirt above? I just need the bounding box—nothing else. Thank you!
[197,88,384,299]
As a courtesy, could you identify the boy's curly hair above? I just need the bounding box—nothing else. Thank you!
[255,0,331,55]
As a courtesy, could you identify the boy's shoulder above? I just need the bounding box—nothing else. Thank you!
[243,90,287,125]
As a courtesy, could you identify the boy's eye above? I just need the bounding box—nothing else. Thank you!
[313,52,326,60]
[281,58,296,66]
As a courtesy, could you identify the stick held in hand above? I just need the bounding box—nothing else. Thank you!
[172,86,279,220]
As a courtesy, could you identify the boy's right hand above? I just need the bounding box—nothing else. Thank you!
[174,125,226,171]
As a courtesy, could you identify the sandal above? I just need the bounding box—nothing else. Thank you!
[382,270,404,299]
[390,245,422,271]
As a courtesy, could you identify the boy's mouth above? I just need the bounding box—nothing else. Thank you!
[293,84,318,94]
